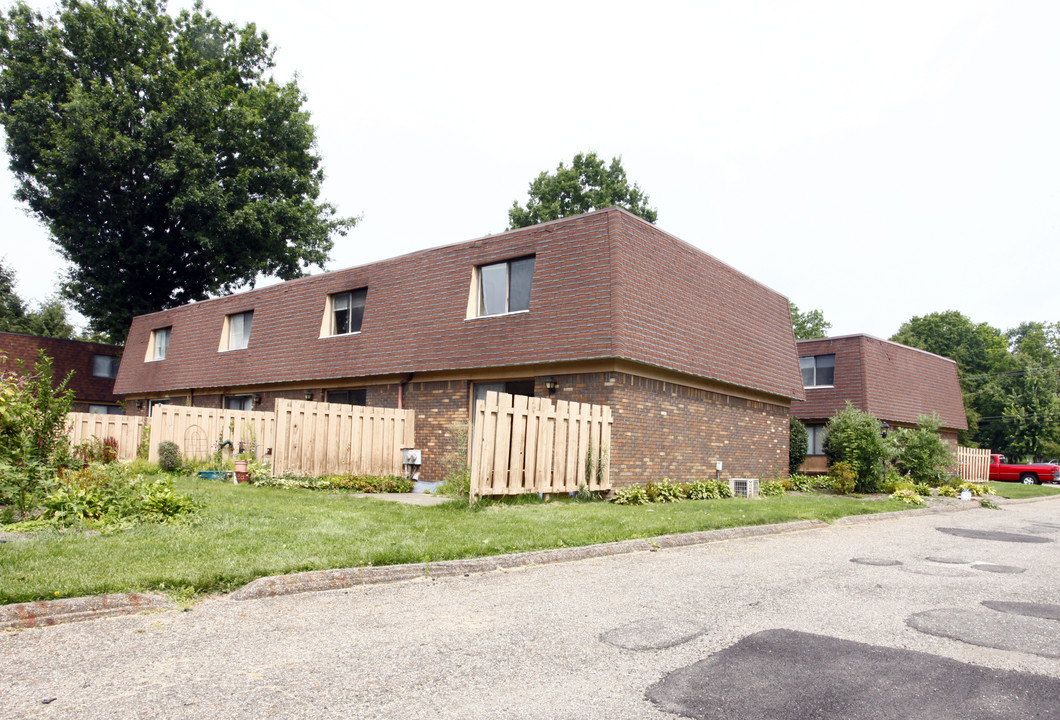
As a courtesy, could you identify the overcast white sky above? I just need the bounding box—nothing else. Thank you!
[2,0,1057,339]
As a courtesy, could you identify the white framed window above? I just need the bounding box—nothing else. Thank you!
[92,354,120,378]
[222,311,253,351]
[330,288,367,336]
[146,327,171,361]
[474,256,535,317]
[147,398,171,414]
[224,395,255,411]
[806,423,827,455]
[800,354,835,387]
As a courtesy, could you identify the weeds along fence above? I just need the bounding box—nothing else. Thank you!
[271,399,415,478]
[142,400,414,477]
[66,413,147,461]
[469,391,613,500]
[956,446,991,482]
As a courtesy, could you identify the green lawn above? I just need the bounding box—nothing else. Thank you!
[2,477,913,605]
[986,481,1060,500]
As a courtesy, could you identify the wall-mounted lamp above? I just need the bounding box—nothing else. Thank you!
[304,390,314,401]
[253,394,263,406]
[544,377,558,395]
[880,421,890,437]
[135,400,144,410]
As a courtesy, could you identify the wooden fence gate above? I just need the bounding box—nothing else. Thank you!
[956,446,991,483]
[469,391,613,500]
[271,399,415,477]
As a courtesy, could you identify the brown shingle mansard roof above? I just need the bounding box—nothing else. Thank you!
[115,208,805,401]
[792,334,968,431]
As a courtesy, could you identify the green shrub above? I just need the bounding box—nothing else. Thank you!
[936,485,958,497]
[890,487,925,506]
[39,462,198,529]
[760,480,786,497]
[829,461,858,495]
[789,416,808,473]
[648,479,685,503]
[687,479,733,500]
[824,403,891,493]
[611,485,649,505]
[788,473,827,493]
[913,483,932,497]
[440,422,471,500]
[157,441,181,472]
[891,415,954,487]
[0,351,74,515]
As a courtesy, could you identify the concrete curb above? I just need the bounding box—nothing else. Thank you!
[231,519,843,601]
[0,593,173,631]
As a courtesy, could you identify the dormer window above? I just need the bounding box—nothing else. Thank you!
[220,311,253,351]
[475,256,535,317]
[146,327,171,361]
[330,289,367,335]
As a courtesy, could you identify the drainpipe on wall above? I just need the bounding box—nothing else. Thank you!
[398,373,414,409]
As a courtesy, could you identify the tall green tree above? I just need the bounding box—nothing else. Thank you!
[0,0,355,341]
[509,151,656,229]
[789,303,831,340]
[0,261,73,338]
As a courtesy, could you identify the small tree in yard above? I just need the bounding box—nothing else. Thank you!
[789,416,808,474]
[0,351,74,515]
[824,402,891,493]
[891,414,954,486]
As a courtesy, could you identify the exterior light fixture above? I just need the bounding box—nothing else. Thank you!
[135,400,144,410]
[304,390,313,401]
[253,394,263,406]
[880,421,890,437]
[544,377,558,395]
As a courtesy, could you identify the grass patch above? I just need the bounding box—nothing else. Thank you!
[986,481,1060,500]
[1,476,913,604]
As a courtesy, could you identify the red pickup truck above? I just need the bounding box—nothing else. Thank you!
[988,454,1060,484]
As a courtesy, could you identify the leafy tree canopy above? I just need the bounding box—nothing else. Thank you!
[0,0,355,341]
[891,311,1060,460]
[508,151,657,229]
[789,303,831,340]
[0,261,73,338]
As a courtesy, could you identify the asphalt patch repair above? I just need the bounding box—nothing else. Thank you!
[646,629,1060,719]
[907,606,1060,658]
[935,527,1053,543]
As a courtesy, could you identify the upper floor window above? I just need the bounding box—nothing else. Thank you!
[221,311,253,351]
[800,354,835,387]
[92,354,120,378]
[477,256,535,317]
[147,327,171,361]
[330,289,367,336]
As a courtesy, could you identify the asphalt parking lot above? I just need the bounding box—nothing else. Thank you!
[2,498,1059,719]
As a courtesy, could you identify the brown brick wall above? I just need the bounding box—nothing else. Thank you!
[0,331,122,408]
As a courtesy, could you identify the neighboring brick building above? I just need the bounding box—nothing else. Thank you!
[791,334,968,473]
[0,331,123,413]
[114,207,805,486]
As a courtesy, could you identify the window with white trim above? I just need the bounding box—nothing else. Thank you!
[329,289,367,336]
[147,327,171,361]
[92,354,120,378]
[224,395,254,411]
[88,404,123,415]
[476,256,535,316]
[225,311,253,351]
[799,354,835,387]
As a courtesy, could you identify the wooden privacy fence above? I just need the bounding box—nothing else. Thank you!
[147,405,276,464]
[66,413,146,461]
[271,399,415,478]
[470,391,613,500]
[956,446,991,482]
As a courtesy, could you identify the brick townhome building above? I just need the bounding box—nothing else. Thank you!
[791,334,967,474]
[114,208,805,486]
[0,331,123,413]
